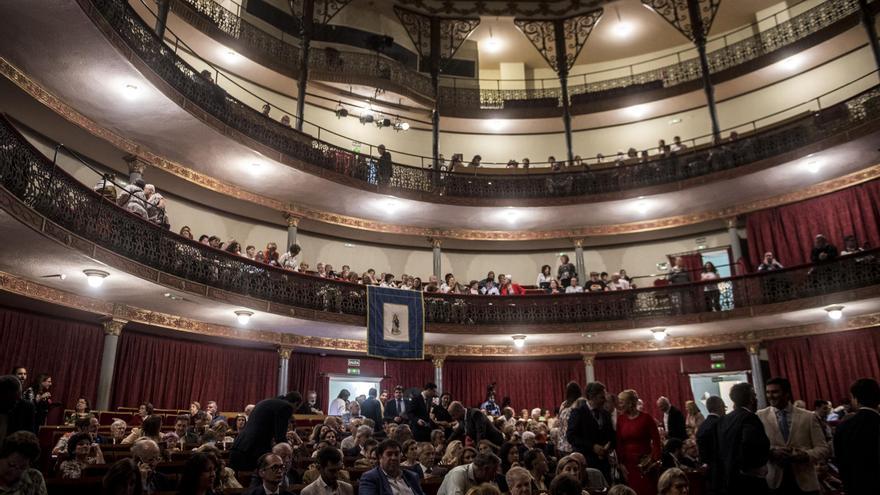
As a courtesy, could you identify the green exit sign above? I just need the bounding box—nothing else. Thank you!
[711,362,726,370]
[346,367,361,375]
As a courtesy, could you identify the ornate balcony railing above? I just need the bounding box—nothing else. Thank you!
[170,0,861,110]
[84,0,880,201]
[2,115,880,329]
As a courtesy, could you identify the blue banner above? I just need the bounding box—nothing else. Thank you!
[367,286,425,360]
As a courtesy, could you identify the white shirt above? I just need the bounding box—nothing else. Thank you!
[328,398,347,416]
[278,253,299,270]
[383,469,415,495]
[481,286,499,295]
[607,279,631,290]
[262,481,281,495]
[565,285,583,293]
[536,273,552,286]
[315,476,342,495]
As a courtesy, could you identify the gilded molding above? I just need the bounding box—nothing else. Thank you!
[0,269,878,357]
[123,154,147,176]
[278,346,293,359]
[102,318,127,336]
[3,56,880,241]
[581,352,596,366]
[743,341,761,355]
[431,356,446,368]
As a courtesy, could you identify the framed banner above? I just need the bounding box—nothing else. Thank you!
[367,286,425,359]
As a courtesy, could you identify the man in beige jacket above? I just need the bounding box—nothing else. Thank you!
[757,377,829,494]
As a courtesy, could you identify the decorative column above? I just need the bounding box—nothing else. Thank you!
[278,347,292,396]
[859,0,880,70]
[123,154,148,184]
[727,217,743,273]
[96,318,126,410]
[745,341,767,409]
[155,0,171,40]
[430,237,442,280]
[581,352,596,383]
[432,355,445,394]
[284,212,301,250]
[643,0,722,142]
[394,8,480,168]
[573,239,586,280]
[515,9,603,164]
[293,0,314,131]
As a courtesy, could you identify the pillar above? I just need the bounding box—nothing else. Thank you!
[284,213,301,250]
[727,217,743,274]
[430,238,442,280]
[278,347,292,396]
[96,318,126,410]
[432,356,445,394]
[295,0,315,131]
[155,0,171,41]
[582,352,596,383]
[687,0,721,142]
[123,154,148,184]
[746,342,767,409]
[573,239,586,281]
[859,0,880,70]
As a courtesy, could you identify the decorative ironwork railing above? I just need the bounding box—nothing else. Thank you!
[172,0,861,110]
[2,115,880,328]
[83,0,880,200]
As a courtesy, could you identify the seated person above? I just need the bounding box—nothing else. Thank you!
[301,447,354,495]
[52,416,91,455]
[437,452,500,495]
[481,279,500,295]
[245,452,295,495]
[354,439,380,470]
[0,431,46,495]
[585,272,607,292]
[660,438,698,470]
[132,439,174,494]
[59,432,104,479]
[565,277,583,294]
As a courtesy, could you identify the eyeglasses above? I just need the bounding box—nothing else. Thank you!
[263,464,285,472]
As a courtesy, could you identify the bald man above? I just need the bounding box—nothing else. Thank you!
[447,401,504,447]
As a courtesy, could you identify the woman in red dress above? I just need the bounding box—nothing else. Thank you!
[616,389,662,495]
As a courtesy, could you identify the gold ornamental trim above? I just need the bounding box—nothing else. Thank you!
[2,57,880,241]
[0,270,878,357]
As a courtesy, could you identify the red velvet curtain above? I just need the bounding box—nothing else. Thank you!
[766,328,880,405]
[0,307,104,410]
[381,360,435,392]
[668,252,704,280]
[595,354,693,420]
[289,352,322,406]
[745,179,880,268]
[111,330,278,410]
[442,358,585,413]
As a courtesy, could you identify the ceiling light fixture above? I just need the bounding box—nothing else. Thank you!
[234,310,254,325]
[224,49,239,63]
[486,119,506,132]
[40,273,67,281]
[626,104,649,118]
[512,334,527,348]
[612,6,634,38]
[484,26,501,53]
[781,54,802,70]
[83,269,110,288]
[825,305,844,320]
[803,157,821,173]
[122,83,139,99]
[651,328,668,341]
[335,104,349,119]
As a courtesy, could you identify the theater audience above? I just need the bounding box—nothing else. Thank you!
[329,389,350,416]
[27,374,53,427]
[757,252,784,271]
[360,439,425,495]
[555,382,580,457]
[64,398,92,425]
[840,235,864,256]
[0,431,46,495]
[557,255,576,288]
[700,262,722,312]
[684,401,704,438]
[230,392,301,472]
[437,452,500,495]
[667,257,690,284]
[0,375,35,438]
[564,277,583,293]
[810,234,838,263]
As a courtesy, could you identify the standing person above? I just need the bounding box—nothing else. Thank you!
[615,389,661,495]
[229,392,302,472]
[407,383,437,442]
[376,145,393,186]
[701,262,722,312]
[657,397,687,441]
[757,377,829,495]
[715,383,770,495]
[555,382,581,457]
[566,382,615,483]
[384,386,408,425]
[329,390,350,416]
[0,375,35,437]
[361,388,384,433]
[27,374,53,427]
[359,440,425,495]
[696,396,725,494]
[448,402,504,447]
[557,255,577,288]
[833,378,880,494]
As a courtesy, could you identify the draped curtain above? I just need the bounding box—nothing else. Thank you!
[442,358,585,413]
[595,354,693,420]
[668,252,704,280]
[766,328,880,405]
[111,330,278,410]
[289,352,322,406]
[381,360,435,392]
[0,307,103,410]
[745,179,880,268]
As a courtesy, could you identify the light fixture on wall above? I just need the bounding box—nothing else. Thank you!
[512,334,527,348]
[83,269,109,288]
[651,328,668,341]
[234,310,254,325]
[825,305,844,320]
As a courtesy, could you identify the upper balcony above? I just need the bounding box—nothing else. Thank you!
[43,0,880,209]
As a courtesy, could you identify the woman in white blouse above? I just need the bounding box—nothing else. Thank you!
[536,265,553,288]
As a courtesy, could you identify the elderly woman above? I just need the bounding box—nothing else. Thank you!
[617,389,662,495]
[59,432,105,479]
[658,468,689,495]
[108,419,128,445]
[122,415,163,445]
[556,454,607,493]
[505,466,532,495]
[143,184,167,225]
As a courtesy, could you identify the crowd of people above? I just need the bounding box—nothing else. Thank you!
[2,362,878,495]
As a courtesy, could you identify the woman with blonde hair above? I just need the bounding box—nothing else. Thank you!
[657,467,689,495]
[616,389,662,495]
[440,440,463,466]
[684,401,704,437]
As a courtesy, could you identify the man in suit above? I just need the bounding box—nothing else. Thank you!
[448,401,504,447]
[0,375,36,439]
[359,439,426,495]
[301,446,354,495]
[566,381,615,483]
[245,452,294,495]
[757,377,829,495]
[384,386,408,425]
[362,388,384,432]
[657,396,688,440]
[230,391,302,472]
[407,383,437,442]
[132,438,176,493]
[437,452,501,495]
[833,377,880,494]
[715,382,770,495]
[696,395,726,494]
[205,400,228,426]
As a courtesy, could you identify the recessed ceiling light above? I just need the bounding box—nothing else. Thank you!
[668,117,682,125]
[234,310,254,325]
[625,104,649,118]
[512,334,527,348]
[486,119,506,132]
[124,84,138,92]
[83,269,109,288]
[803,158,821,173]
[781,54,802,70]
[613,21,634,38]
[344,243,355,248]
[825,305,844,320]
[224,49,239,62]
[651,328,667,341]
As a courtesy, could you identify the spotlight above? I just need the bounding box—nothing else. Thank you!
[376,118,392,128]
[651,328,667,341]
[512,334,527,348]
[825,305,844,320]
[335,107,349,118]
[83,269,109,288]
[234,310,254,325]
[359,113,374,125]
[393,120,410,132]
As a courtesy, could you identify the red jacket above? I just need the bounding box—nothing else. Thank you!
[501,283,526,295]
